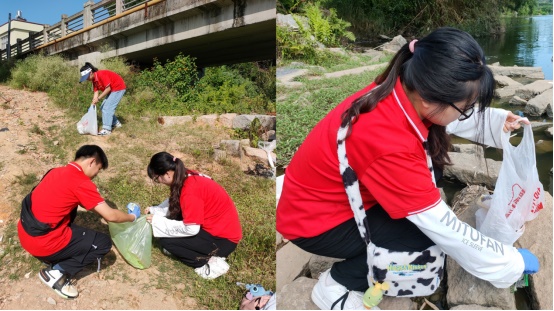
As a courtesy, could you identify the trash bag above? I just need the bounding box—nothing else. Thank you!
[476,123,545,245]
[77,104,98,135]
[109,216,152,269]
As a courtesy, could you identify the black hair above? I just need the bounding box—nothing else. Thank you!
[147,152,194,220]
[341,27,494,170]
[74,145,108,169]
[80,62,98,73]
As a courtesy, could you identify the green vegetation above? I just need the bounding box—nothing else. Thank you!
[1,53,275,309]
[4,53,275,117]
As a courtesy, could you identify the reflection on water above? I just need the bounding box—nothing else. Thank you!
[475,15,553,80]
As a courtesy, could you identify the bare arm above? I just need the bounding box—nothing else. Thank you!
[93,202,135,223]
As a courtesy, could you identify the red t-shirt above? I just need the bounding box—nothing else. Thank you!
[17,163,105,256]
[276,78,441,240]
[92,70,126,92]
[180,175,242,243]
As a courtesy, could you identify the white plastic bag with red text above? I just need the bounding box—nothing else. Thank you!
[76,104,98,135]
[476,124,544,245]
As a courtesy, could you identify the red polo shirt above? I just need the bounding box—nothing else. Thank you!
[180,174,242,243]
[276,78,441,240]
[92,70,126,92]
[17,163,105,256]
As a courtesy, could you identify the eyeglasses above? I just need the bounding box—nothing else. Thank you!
[153,175,162,183]
[449,100,477,121]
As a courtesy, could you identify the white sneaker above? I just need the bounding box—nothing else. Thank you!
[98,129,111,136]
[311,269,364,310]
[39,268,78,299]
[112,121,122,129]
[194,256,229,280]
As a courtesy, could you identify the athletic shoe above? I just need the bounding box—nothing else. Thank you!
[98,129,111,136]
[194,256,229,280]
[161,248,173,257]
[38,268,78,299]
[112,121,122,129]
[311,269,364,310]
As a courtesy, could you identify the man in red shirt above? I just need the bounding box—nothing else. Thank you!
[18,145,138,299]
[79,62,126,136]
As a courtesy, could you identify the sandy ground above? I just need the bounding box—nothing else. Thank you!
[0,85,197,309]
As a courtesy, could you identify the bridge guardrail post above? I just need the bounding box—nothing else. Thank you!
[116,0,124,15]
[61,14,68,37]
[43,25,49,44]
[29,32,35,50]
[84,0,95,27]
[16,39,22,56]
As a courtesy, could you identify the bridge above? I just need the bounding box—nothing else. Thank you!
[0,0,276,68]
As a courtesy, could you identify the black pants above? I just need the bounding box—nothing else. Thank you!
[158,228,237,268]
[36,224,112,278]
[292,204,435,291]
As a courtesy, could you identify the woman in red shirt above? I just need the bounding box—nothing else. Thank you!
[79,62,126,136]
[145,152,242,279]
[276,27,539,309]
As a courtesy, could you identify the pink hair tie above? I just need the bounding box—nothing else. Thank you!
[409,39,418,53]
[173,156,176,162]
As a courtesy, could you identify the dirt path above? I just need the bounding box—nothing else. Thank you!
[0,85,197,309]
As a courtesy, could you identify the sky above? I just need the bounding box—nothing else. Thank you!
[0,0,100,26]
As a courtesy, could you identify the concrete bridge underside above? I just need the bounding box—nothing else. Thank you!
[43,0,276,67]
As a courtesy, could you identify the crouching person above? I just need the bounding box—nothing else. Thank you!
[145,152,242,279]
[17,145,136,299]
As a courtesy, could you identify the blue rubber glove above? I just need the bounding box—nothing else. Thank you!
[127,203,141,221]
[518,248,539,274]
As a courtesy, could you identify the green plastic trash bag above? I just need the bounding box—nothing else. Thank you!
[108,216,152,269]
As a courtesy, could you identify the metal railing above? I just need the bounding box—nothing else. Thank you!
[0,0,151,61]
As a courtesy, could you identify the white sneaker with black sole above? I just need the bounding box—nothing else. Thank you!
[194,256,229,280]
[39,268,78,299]
[112,121,122,130]
[311,269,364,310]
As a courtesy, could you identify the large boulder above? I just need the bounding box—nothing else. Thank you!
[515,80,553,100]
[380,35,407,54]
[525,88,553,117]
[444,152,501,189]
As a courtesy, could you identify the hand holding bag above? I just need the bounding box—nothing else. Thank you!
[476,123,544,245]
[76,104,98,135]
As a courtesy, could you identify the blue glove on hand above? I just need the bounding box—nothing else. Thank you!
[127,203,141,221]
[518,248,539,274]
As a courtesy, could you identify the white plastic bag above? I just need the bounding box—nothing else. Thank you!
[77,104,98,135]
[476,124,545,245]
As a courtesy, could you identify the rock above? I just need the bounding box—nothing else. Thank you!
[495,85,520,98]
[47,297,56,305]
[494,75,522,88]
[450,305,501,310]
[515,80,553,100]
[488,65,545,79]
[24,272,31,278]
[446,186,517,310]
[157,116,193,126]
[277,13,300,30]
[380,35,407,54]
[546,127,553,138]
[379,296,418,310]
[525,88,552,117]
[514,192,553,310]
[308,255,342,279]
[276,242,313,291]
[277,277,319,310]
[508,95,527,106]
[219,140,241,157]
[232,115,276,131]
[196,114,217,125]
[243,146,276,165]
[451,144,484,157]
[218,113,237,128]
[444,152,501,189]
[213,149,226,161]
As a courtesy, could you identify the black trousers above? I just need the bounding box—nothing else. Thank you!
[158,228,238,268]
[36,224,112,278]
[292,204,435,291]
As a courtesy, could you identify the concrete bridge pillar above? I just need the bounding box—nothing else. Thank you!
[116,0,124,15]
[42,25,49,44]
[61,14,68,37]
